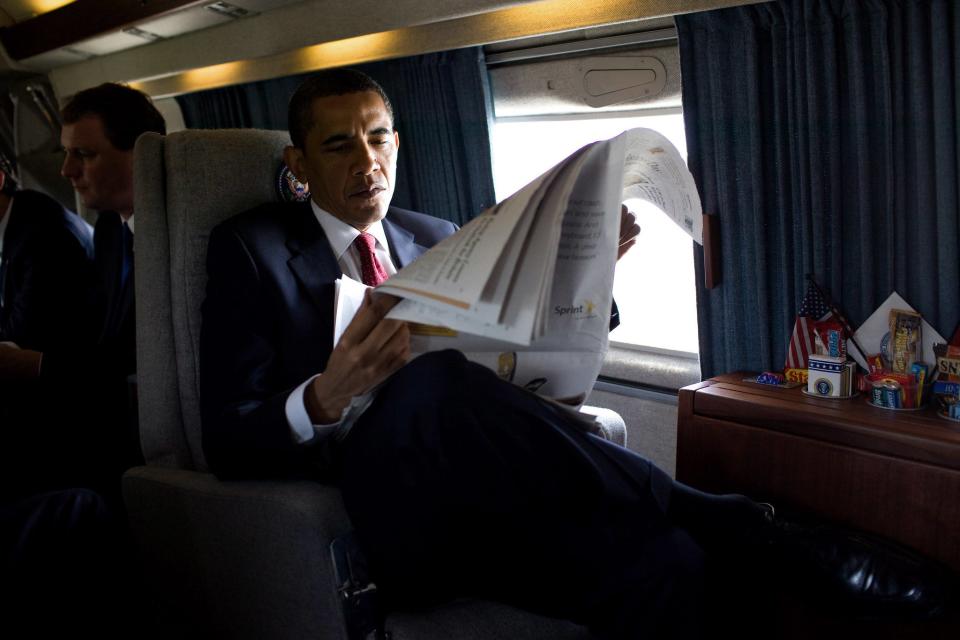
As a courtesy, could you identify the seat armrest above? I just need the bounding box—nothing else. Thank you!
[580,405,627,447]
[123,466,352,640]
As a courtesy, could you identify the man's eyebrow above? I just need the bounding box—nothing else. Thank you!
[319,133,351,146]
[319,127,391,145]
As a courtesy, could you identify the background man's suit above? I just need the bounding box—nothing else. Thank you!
[27,211,142,503]
[200,202,703,639]
[0,189,93,351]
[1,190,94,501]
[89,211,137,380]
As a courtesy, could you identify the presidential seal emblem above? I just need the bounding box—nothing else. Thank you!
[276,163,310,202]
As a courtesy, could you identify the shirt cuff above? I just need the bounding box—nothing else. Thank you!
[285,374,341,444]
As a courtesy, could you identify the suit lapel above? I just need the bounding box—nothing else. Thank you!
[286,202,343,312]
[284,205,426,309]
[383,210,429,268]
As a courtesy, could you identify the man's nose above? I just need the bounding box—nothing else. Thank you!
[61,154,79,178]
[352,143,380,176]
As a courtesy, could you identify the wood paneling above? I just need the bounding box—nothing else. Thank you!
[678,373,960,572]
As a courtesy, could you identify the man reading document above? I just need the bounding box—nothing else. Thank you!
[200,70,946,638]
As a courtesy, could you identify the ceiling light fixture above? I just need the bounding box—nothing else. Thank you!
[61,46,94,60]
[204,2,257,19]
[122,26,163,42]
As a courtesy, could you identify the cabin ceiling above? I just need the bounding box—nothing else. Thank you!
[0,1,74,24]
[0,0,763,100]
[0,0,307,68]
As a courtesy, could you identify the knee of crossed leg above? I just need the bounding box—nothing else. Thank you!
[380,349,473,411]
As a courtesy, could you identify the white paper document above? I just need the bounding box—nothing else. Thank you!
[333,275,370,346]
[620,128,703,244]
[335,127,702,406]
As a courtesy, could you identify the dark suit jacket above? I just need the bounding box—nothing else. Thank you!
[0,191,101,496]
[0,190,93,351]
[37,210,136,377]
[90,211,136,378]
[14,211,141,502]
[200,201,458,480]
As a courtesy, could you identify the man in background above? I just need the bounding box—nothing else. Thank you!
[0,154,92,352]
[0,82,166,502]
[0,83,163,634]
[0,154,93,498]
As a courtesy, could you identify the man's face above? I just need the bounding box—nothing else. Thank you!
[285,91,399,231]
[60,115,135,217]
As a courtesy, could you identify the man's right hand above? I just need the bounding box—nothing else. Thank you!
[305,291,410,424]
[0,342,42,382]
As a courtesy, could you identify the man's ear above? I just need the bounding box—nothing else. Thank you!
[283,146,306,182]
[394,130,400,153]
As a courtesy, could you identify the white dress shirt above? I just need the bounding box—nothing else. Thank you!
[284,202,397,444]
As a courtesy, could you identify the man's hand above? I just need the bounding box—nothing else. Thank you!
[0,342,42,382]
[305,291,410,424]
[617,204,641,260]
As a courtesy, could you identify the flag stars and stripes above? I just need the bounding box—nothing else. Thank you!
[785,285,833,370]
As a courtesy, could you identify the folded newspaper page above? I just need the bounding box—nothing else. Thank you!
[337,128,701,409]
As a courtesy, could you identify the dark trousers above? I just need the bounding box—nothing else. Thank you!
[0,489,137,636]
[338,350,706,639]
[1,376,140,509]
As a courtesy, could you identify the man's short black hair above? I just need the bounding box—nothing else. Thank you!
[61,83,166,151]
[288,69,394,150]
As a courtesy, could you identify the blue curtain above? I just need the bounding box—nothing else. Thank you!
[176,48,496,225]
[677,0,960,378]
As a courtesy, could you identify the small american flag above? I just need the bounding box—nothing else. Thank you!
[785,284,833,370]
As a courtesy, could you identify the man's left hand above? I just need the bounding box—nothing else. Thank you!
[618,204,640,261]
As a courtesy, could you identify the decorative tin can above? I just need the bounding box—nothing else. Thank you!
[883,381,902,409]
[871,384,885,407]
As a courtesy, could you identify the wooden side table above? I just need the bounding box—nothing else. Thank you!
[677,372,960,572]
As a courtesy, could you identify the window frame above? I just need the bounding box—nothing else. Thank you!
[487,40,702,389]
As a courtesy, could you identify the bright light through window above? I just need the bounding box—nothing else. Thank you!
[491,113,699,354]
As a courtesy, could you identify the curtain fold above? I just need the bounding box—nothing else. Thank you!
[678,0,960,378]
[175,48,495,225]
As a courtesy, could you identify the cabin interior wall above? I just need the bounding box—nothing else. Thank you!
[8,77,75,210]
[586,388,680,476]
[154,98,185,134]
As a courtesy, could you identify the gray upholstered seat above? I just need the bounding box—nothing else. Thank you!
[124,128,617,638]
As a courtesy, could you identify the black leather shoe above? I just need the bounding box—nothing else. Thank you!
[757,505,958,621]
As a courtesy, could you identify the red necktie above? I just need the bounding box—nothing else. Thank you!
[354,232,388,286]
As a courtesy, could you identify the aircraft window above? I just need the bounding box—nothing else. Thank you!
[491,111,699,358]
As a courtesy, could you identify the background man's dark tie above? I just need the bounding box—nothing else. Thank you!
[120,222,133,291]
[354,233,388,287]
